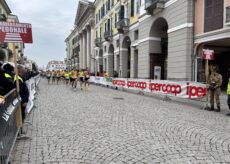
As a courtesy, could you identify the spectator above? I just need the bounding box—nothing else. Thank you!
[15,65,29,123]
[0,95,4,105]
[0,61,15,96]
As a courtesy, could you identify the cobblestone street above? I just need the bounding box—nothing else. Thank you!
[12,79,230,164]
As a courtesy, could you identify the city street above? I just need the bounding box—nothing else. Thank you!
[12,79,230,164]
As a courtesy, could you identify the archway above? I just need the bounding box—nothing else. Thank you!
[121,36,131,78]
[149,18,168,80]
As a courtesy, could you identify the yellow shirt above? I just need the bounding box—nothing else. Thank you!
[227,78,230,95]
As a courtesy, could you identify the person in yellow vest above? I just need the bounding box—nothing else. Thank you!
[70,68,78,88]
[104,71,108,78]
[64,70,70,85]
[227,69,230,114]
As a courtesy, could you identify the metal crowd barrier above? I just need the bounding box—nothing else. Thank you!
[0,89,21,164]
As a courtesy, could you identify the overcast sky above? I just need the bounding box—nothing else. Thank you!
[7,0,78,67]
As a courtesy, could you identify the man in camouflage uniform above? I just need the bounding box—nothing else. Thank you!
[208,65,223,112]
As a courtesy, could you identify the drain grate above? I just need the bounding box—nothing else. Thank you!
[113,97,124,100]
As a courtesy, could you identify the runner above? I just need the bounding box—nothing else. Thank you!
[46,70,51,84]
[56,70,61,85]
[79,69,84,90]
[51,70,56,84]
[84,68,90,91]
[70,68,78,89]
[64,70,70,85]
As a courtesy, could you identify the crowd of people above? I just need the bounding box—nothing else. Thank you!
[0,51,39,123]
[44,68,90,91]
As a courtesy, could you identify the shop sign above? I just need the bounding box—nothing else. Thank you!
[0,22,33,43]
[202,49,214,60]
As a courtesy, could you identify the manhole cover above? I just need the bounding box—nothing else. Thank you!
[113,97,124,100]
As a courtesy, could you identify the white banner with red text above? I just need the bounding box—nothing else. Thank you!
[89,77,207,99]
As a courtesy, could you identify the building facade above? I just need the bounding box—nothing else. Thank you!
[0,1,25,64]
[74,0,95,73]
[46,60,66,71]
[65,27,80,69]
[92,0,194,80]
[194,0,230,89]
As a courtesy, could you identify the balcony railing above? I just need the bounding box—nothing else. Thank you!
[104,30,113,41]
[226,7,230,23]
[116,18,130,33]
[95,37,102,47]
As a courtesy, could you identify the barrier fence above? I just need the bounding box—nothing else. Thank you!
[0,89,21,164]
[0,74,40,164]
[89,76,207,99]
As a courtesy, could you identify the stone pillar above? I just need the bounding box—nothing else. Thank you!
[120,49,128,78]
[86,27,91,69]
[130,48,135,78]
[82,30,86,69]
[79,33,83,69]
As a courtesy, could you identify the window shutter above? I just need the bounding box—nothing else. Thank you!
[131,0,134,17]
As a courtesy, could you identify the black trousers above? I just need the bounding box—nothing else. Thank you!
[228,95,230,109]
[21,103,26,123]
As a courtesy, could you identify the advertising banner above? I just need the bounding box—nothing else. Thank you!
[91,77,207,99]
[0,22,33,43]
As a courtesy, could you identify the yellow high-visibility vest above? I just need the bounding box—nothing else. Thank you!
[14,75,23,82]
[4,73,12,79]
[227,78,230,95]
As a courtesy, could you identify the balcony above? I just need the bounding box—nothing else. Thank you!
[226,7,230,24]
[116,18,130,33]
[145,0,166,14]
[95,37,102,47]
[104,30,113,41]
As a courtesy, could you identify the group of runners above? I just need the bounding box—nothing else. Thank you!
[45,68,90,90]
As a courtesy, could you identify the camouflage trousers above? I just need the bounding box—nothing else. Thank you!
[209,88,221,107]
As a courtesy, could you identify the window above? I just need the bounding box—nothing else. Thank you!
[116,39,119,48]
[115,14,117,27]
[134,30,138,40]
[204,0,223,32]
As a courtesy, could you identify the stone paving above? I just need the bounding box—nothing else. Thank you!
[12,78,230,164]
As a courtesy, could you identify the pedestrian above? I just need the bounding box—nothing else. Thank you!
[208,65,223,112]
[227,69,230,115]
